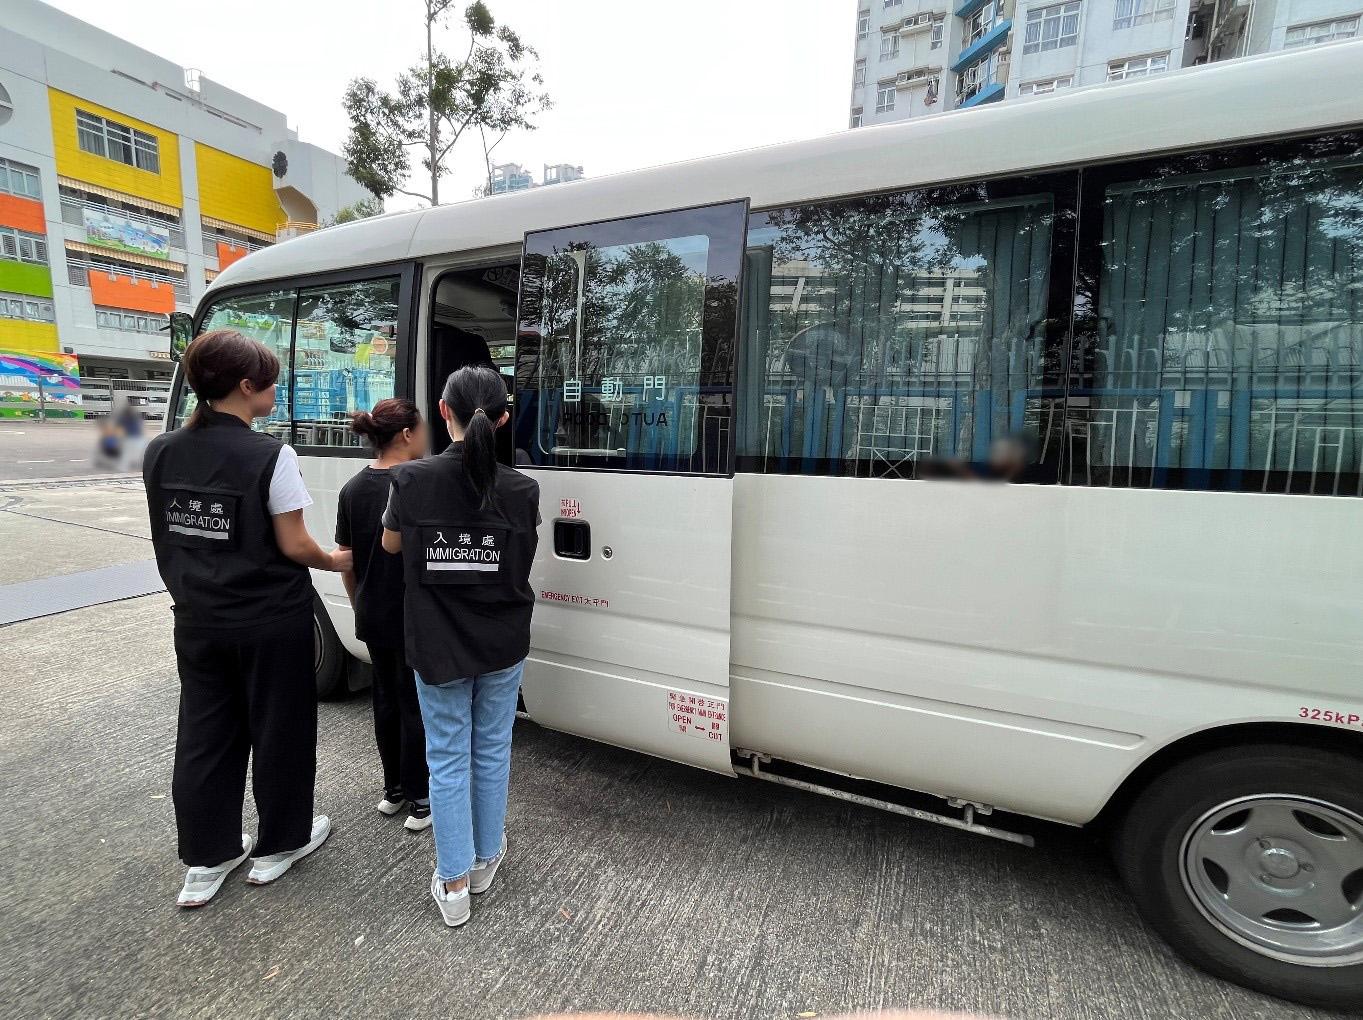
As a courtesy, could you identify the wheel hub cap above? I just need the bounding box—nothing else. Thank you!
[1180,795,1363,967]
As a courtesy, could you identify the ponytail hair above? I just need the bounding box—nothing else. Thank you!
[442,365,508,510]
[349,397,421,452]
[181,328,279,428]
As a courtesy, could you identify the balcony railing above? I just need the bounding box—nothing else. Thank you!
[59,195,186,249]
[276,221,319,242]
[66,256,190,303]
[956,54,1008,107]
[202,230,270,258]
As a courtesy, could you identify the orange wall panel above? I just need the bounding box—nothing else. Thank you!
[216,241,247,270]
[0,194,46,234]
[87,270,176,314]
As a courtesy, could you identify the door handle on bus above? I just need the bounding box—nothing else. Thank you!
[553,519,591,560]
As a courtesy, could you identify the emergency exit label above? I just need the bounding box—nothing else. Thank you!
[668,690,727,743]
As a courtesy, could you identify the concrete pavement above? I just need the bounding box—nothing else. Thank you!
[0,482,1355,1020]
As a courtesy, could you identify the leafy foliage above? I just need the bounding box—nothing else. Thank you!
[342,1,551,204]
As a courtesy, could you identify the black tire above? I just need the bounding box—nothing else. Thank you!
[312,596,347,700]
[1113,744,1363,1009]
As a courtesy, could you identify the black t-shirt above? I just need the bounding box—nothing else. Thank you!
[336,465,405,647]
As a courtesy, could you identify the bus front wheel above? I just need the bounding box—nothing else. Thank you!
[1114,745,1363,1009]
[312,597,347,700]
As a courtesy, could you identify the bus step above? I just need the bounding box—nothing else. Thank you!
[734,750,1035,848]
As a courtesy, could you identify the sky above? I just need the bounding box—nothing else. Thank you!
[44,0,856,212]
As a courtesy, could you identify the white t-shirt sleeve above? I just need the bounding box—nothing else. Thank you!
[267,445,314,515]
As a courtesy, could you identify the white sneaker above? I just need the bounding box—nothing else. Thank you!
[377,794,407,816]
[403,802,432,831]
[246,816,331,885]
[469,834,507,895]
[177,834,254,908]
[430,870,470,927]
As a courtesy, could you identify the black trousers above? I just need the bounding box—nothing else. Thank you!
[172,612,316,866]
[367,643,428,801]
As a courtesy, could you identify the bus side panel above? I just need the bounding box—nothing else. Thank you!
[521,469,735,774]
[729,475,1363,824]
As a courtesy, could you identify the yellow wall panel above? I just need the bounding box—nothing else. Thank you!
[0,319,60,354]
[48,89,182,209]
[195,143,286,236]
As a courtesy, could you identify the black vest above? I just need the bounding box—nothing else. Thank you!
[391,445,540,684]
[143,410,313,626]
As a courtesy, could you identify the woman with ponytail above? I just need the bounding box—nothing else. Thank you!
[335,398,430,832]
[380,366,540,928]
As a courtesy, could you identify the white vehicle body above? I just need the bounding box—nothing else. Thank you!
[185,43,1363,836]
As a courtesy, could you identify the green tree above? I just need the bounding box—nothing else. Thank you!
[322,198,385,227]
[342,1,551,206]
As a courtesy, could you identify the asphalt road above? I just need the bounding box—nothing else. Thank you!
[0,419,140,480]
[0,481,1357,1020]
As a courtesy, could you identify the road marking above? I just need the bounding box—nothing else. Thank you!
[69,458,89,463]
[0,430,27,435]
[16,459,55,464]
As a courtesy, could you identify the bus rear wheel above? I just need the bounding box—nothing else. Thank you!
[312,596,346,700]
[1114,745,1363,1009]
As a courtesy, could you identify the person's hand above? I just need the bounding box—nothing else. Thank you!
[329,548,354,573]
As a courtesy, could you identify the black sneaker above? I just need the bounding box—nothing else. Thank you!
[377,789,406,816]
[404,800,432,831]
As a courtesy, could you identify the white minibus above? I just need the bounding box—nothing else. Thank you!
[168,44,1363,1007]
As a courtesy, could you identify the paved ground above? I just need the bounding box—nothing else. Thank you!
[0,419,147,480]
[1,481,1358,1020]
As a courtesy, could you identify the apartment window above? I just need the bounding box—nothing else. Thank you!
[95,306,169,335]
[876,85,896,112]
[1114,0,1175,30]
[1024,1,1082,52]
[0,291,55,322]
[1020,75,1074,94]
[75,109,161,173]
[965,1,1004,44]
[858,8,871,37]
[931,15,945,47]
[855,58,868,88]
[1284,15,1359,46]
[885,0,904,6]
[0,158,41,199]
[881,33,901,60]
[1108,53,1169,79]
[0,226,48,265]
[851,107,864,128]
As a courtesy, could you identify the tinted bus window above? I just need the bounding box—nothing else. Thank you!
[292,277,401,449]
[1069,133,1363,495]
[172,289,295,438]
[515,202,746,473]
[737,176,1074,480]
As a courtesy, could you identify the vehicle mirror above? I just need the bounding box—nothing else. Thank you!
[168,311,193,363]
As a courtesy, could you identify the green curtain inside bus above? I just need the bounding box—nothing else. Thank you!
[740,188,1057,479]
[1073,160,1363,494]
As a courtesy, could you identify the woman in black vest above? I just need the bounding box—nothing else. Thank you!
[335,398,430,831]
[380,365,540,928]
[144,329,351,908]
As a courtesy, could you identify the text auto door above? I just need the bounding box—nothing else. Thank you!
[511,200,748,773]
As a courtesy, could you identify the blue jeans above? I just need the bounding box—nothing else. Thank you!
[414,660,523,882]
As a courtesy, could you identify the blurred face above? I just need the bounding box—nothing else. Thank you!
[410,419,430,456]
[244,379,277,419]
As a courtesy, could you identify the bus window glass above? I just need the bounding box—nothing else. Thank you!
[292,277,401,448]
[1069,136,1363,494]
[739,185,1064,480]
[172,289,295,437]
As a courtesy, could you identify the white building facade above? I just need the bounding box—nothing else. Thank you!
[849,0,1359,127]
